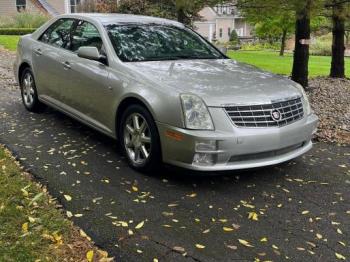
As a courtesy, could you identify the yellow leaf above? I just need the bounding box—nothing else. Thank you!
[337,228,343,234]
[316,233,323,239]
[86,250,94,262]
[66,211,73,218]
[22,222,28,233]
[74,214,83,218]
[223,227,234,232]
[335,253,346,260]
[301,210,310,215]
[132,186,138,192]
[248,212,259,221]
[64,195,72,201]
[202,229,210,234]
[153,259,159,262]
[187,193,197,198]
[135,221,144,229]
[119,221,128,227]
[28,216,35,223]
[338,241,346,247]
[238,239,254,247]
[195,244,205,249]
[260,237,268,242]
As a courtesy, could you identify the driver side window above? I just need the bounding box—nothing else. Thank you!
[40,19,75,49]
[70,20,104,53]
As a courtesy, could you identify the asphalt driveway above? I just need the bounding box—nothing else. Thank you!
[0,51,349,261]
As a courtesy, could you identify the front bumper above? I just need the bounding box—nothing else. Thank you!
[157,109,318,171]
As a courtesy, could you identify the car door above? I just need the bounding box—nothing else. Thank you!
[60,20,115,133]
[31,18,76,102]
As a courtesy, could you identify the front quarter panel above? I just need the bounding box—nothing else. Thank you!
[107,65,185,136]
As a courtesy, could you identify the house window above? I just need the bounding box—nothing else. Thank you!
[228,27,231,37]
[219,28,223,38]
[16,0,26,12]
[70,0,81,13]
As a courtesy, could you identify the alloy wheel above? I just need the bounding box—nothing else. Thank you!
[123,113,152,165]
[22,73,35,107]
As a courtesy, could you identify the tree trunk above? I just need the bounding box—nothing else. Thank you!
[330,3,345,78]
[279,29,287,56]
[291,1,311,88]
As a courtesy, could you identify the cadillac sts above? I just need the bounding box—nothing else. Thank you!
[14,14,318,172]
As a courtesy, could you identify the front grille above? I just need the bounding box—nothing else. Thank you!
[225,97,304,128]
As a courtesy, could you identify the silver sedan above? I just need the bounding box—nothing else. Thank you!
[14,14,318,172]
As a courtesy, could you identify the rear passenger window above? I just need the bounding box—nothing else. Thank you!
[40,19,75,49]
[70,20,103,53]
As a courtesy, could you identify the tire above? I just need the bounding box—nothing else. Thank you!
[20,67,45,113]
[119,104,162,173]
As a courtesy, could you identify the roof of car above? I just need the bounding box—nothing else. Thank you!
[58,13,184,27]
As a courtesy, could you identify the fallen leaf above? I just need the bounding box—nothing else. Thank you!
[132,186,138,192]
[335,253,346,260]
[316,233,322,239]
[135,221,145,229]
[248,212,259,221]
[302,210,310,215]
[238,239,254,247]
[223,227,234,232]
[86,250,94,262]
[260,237,268,242]
[22,222,28,233]
[195,244,205,249]
[173,246,185,252]
[64,195,72,201]
[66,211,73,218]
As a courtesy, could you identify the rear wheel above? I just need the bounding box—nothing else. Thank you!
[20,68,45,112]
[119,104,161,173]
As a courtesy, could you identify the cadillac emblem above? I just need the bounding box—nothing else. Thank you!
[271,109,282,121]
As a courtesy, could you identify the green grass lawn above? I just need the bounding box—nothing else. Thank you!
[0,145,107,261]
[228,50,350,78]
[0,35,20,51]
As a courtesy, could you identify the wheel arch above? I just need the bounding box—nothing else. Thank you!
[18,62,31,82]
[115,96,157,139]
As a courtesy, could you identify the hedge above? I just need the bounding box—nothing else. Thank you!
[0,28,36,35]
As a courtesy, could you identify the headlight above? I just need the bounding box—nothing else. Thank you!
[180,94,214,130]
[295,84,312,115]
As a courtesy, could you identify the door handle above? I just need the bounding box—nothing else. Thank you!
[62,61,71,70]
[34,48,42,56]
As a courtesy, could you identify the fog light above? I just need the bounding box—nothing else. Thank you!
[195,140,217,152]
[193,153,215,166]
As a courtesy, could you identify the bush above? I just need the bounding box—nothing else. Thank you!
[310,34,332,56]
[0,28,36,35]
[229,30,239,44]
[240,42,280,51]
[0,11,49,29]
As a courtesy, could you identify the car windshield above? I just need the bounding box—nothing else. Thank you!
[105,24,226,62]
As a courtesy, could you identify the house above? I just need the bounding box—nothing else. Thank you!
[194,3,252,43]
[0,0,87,17]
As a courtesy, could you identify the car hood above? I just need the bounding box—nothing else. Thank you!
[126,59,302,107]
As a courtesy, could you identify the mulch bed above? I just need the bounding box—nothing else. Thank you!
[308,77,350,145]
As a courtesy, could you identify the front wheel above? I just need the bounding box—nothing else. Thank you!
[119,104,162,173]
[20,68,45,112]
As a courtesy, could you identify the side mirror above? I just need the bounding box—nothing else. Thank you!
[77,46,107,65]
